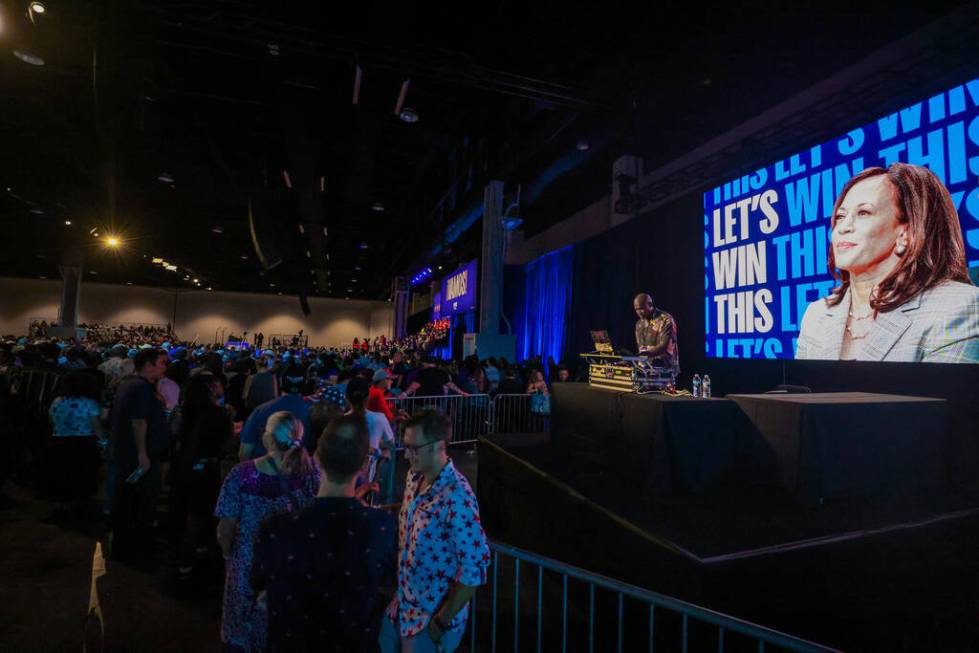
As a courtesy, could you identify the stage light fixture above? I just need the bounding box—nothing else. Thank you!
[399,107,419,124]
[64,220,71,226]
[576,138,590,151]
[105,236,120,248]
[192,278,199,283]
[157,172,175,184]
[93,231,100,238]
[13,49,45,66]
[212,225,223,234]
[152,257,163,264]
[29,2,46,14]
[358,242,369,250]
[372,202,385,212]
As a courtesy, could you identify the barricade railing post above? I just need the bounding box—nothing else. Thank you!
[390,394,492,449]
[481,541,840,653]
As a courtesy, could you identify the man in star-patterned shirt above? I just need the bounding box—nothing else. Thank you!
[380,409,490,653]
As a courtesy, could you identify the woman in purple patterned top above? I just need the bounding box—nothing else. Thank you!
[214,411,319,652]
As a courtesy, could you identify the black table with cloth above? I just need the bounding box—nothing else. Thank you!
[552,384,948,504]
[551,383,762,496]
[727,392,947,505]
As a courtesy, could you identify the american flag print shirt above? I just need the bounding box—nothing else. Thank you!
[386,459,491,637]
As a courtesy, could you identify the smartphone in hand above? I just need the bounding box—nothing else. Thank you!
[125,466,147,484]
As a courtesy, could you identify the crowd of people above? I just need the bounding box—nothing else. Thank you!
[0,323,574,651]
[29,319,175,346]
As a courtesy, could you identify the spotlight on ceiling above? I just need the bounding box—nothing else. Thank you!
[212,225,223,234]
[152,257,163,264]
[399,107,419,124]
[576,138,590,151]
[371,202,385,212]
[192,278,199,284]
[105,236,121,248]
[358,242,369,250]
[165,264,177,272]
[157,172,175,184]
[29,2,46,14]
[64,220,71,226]
[240,254,248,260]
[12,49,44,66]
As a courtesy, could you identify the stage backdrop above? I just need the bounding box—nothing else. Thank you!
[704,77,979,360]
[514,245,574,368]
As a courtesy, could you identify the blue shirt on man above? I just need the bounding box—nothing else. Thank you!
[239,393,312,457]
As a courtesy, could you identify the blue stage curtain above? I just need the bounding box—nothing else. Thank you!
[518,245,574,366]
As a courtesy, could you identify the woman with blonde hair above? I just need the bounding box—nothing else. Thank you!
[214,411,319,652]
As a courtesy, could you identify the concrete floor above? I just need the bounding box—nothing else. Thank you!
[0,446,479,652]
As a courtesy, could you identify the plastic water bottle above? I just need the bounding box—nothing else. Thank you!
[692,374,702,398]
[702,375,712,398]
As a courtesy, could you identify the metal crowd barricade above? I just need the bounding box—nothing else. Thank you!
[14,368,65,412]
[467,540,839,653]
[491,394,549,435]
[388,394,494,447]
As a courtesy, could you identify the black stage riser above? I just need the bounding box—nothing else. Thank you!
[478,437,979,652]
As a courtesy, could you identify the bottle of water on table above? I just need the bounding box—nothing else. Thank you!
[692,373,701,397]
[703,374,712,398]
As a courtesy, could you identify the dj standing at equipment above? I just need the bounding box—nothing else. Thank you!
[633,293,679,373]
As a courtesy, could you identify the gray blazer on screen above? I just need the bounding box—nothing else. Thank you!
[795,280,979,363]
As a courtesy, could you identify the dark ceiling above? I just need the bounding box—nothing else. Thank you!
[0,0,971,301]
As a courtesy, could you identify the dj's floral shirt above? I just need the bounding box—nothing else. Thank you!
[386,459,491,637]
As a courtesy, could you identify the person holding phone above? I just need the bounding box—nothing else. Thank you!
[108,347,169,568]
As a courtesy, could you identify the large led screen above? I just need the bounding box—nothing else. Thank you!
[704,77,979,362]
[439,259,478,317]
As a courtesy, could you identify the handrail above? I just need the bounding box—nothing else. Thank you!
[482,540,841,653]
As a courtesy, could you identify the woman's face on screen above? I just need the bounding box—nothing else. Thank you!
[831,175,905,278]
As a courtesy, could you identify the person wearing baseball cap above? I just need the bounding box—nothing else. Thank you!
[368,368,396,422]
